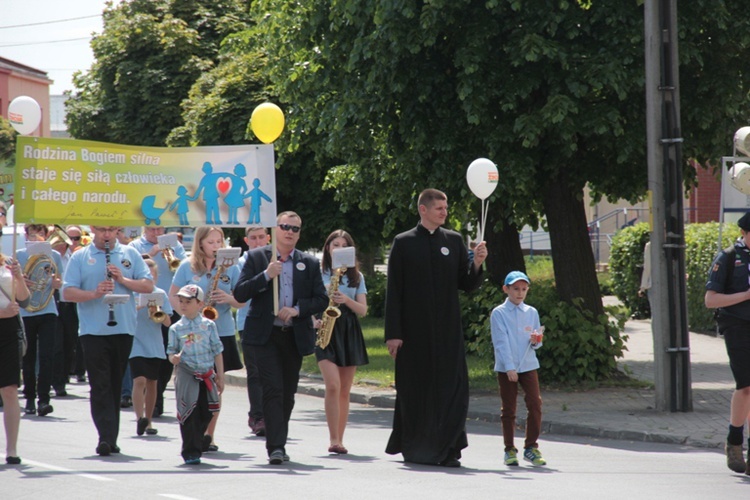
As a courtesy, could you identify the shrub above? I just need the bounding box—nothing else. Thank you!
[609,223,651,318]
[685,222,737,332]
[363,270,387,318]
[609,221,737,332]
[462,277,628,383]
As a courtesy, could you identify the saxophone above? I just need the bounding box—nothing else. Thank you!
[316,266,347,349]
[202,255,231,320]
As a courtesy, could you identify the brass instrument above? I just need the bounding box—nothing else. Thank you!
[104,241,117,326]
[162,246,181,272]
[316,266,346,349]
[23,252,57,313]
[148,299,168,323]
[201,254,233,320]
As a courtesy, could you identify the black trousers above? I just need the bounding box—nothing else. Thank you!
[249,328,302,455]
[79,334,133,446]
[155,315,178,413]
[22,313,57,405]
[180,381,211,460]
[242,344,264,420]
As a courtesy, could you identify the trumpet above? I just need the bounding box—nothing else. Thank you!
[148,299,168,323]
[104,240,117,327]
[162,246,181,272]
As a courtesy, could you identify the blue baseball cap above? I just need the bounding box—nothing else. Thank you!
[504,271,530,286]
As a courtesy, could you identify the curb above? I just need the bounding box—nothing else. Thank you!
[224,371,723,450]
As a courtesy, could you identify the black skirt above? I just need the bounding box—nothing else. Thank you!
[129,356,161,380]
[220,336,244,372]
[0,317,22,388]
[315,309,369,367]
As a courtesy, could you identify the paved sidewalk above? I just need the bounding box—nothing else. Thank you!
[226,316,733,450]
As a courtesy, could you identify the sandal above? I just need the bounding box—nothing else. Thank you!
[328,444,348,454]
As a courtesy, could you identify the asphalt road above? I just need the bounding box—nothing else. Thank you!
[2,382,748,499]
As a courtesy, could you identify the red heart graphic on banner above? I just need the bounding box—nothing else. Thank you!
[217,179,231,194]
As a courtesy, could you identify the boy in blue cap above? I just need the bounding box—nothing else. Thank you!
[490,271,546,467]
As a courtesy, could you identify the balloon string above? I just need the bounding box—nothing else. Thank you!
[479,199,489,243]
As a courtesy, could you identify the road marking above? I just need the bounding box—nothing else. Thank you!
[22,459,114,481]
[159,495,202,500]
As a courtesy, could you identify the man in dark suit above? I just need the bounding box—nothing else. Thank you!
[234,211,327,464]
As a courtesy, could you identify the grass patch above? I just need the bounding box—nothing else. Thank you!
[302,315,644,392]
[302,316,505,393]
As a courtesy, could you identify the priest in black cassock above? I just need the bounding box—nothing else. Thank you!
[385,188,488,468]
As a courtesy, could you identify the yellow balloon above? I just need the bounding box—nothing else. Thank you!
[251,103,285,144]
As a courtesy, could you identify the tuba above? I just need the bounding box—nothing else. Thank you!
[316,266,346,349]
[23,253,57,313]
[162,246,181,272]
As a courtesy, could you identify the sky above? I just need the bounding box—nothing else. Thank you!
[0,0,119,95]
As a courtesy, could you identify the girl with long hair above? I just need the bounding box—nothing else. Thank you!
[316,230,368,454]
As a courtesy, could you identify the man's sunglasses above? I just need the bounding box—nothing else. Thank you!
[278,224,300,233]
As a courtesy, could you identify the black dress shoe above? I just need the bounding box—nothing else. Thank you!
[120,396,132,408]
[24,401,36,415]
[37,402,54,417]
[96,442,111,456]
[439,457,461,468]
[111,444,121,454]
[54,388,68,397]
[6,456,21,465]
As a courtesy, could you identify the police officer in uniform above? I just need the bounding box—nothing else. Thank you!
[705,211,750,476]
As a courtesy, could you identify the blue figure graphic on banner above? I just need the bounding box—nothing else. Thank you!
[190,162,229,225]
[223,163,248,225]
[245,178,272,225]
[169,186,192,226]
[141,195,169,225]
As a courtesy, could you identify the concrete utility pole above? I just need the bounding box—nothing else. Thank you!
[644,0,692,412]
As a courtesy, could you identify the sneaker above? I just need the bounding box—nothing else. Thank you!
[725,443,746,473]
[523,447,547,466]
[268,449,284,465]
[504,448,519,466]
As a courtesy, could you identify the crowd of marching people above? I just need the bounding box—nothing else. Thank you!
[0,190,565,472]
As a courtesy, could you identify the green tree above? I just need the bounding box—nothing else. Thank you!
[167,32,387,260]
[250,0,750,320]
[66,0,249,145]
[0,117,17,169]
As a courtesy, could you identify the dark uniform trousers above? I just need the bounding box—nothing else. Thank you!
[22,313,58,405]
[79,333,133,446]
[249,327,302,454]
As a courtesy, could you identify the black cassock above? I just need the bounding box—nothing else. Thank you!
[385,223,483,464]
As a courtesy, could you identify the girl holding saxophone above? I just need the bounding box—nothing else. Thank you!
[315,230,368,455]
[169,226,244,452]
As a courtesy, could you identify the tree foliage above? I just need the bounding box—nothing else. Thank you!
[66,0,250,145]
[0,117,17,169]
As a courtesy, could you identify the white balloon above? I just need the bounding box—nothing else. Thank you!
[466,158,499,200]
[8,96,42,135]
